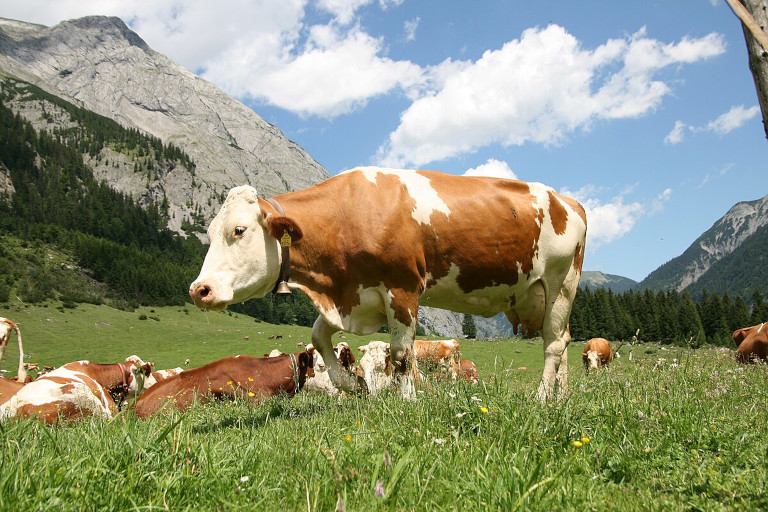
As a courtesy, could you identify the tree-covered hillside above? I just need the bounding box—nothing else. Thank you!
[0,81,320,322]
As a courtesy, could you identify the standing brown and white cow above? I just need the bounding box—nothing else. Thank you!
[189,168,586,400]
[582,337,613,371]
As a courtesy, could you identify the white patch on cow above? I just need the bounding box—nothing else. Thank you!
[303,349,339,396]
[586,350,601,369]
[317,283,388,335]
[421,263,528,317]
[357,341,393,395]
[347,167,451,225]
[759,323,765,333]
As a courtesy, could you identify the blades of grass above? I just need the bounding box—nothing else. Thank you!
[152,415,184,445]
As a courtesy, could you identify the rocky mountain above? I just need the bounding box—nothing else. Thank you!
[0,15,329,235]
[641,193,768,295]
[579,271,638,293]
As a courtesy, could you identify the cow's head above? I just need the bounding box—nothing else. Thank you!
[124,355,154,398]
[189,186,303,311]
[334,342,355,370]
[584,350,601,371]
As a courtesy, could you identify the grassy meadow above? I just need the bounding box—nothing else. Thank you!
[1,302,767,511]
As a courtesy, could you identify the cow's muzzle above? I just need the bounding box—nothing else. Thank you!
[189,281,225,310]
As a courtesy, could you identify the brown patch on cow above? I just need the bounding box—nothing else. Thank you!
[547,190,568,235]
[573,242,585,273]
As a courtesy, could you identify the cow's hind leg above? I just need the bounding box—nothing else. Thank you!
[385,292,418,400]
[311,316,365,393]
[537,270,579,401]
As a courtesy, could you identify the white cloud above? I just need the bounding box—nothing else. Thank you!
[705,105,760,134]
[404,17,420,41]
[665,105,759,144]
[664,121,688,145]
[563,185,671,250]
[377,26,725,167]
[462,159,518,179]
[204,24,424,117]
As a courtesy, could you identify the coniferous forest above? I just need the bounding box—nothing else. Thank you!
[0,82,766,344]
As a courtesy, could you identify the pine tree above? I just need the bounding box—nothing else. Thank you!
[462,314,477,339]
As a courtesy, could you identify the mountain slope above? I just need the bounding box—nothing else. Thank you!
[0,15,329,234]
[641,193,768,293]
[579,271,637,293]
[684,221,768,298]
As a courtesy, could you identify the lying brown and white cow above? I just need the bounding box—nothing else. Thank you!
[355,341,394,395]
[134,352,313,418]
[733,322,768,363]
[457,359,479,383]
[0,356,152,424]
[414,339,460,379]
[143,367,184,389]
[582,338,613,371]
[189,168,587,400]
[0,317,27,382]
[0,377,27,406]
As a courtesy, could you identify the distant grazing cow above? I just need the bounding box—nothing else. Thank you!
[0,378,26,406]
[355,341,394,395]
[458,360,479,383]
[143,367,184,390]
[134,352,313,418]
[0,356,152,424]
[189,168,587,400]
[582,338,613,371]
[734,323,768,363]
[414,339,460,379]
[0,317,27,382]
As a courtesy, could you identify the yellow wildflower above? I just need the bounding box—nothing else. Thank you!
[248,392,255,397]
[573,440,583,448]
[345,435,353,442]
[480,407,488,414]
[581,436,591,444]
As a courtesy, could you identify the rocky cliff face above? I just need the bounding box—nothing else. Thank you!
[642,194,768,291]
[0,15,329,234]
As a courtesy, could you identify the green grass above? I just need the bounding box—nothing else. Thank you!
[1,303,766,510]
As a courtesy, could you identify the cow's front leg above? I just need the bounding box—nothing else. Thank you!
[386,295,418,400]
[311,316,366,393]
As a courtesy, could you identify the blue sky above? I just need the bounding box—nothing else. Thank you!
[2,0,766,282]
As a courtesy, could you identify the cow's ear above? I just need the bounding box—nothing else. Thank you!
[301,351,313,368]
[258,198,304,243]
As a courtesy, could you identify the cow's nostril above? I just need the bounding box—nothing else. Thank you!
[199,286,210,298]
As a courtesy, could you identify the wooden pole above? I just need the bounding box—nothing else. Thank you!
[725,0,768,140]
[725,0,768,51]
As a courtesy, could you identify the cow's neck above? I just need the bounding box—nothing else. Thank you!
[87,363,130,394]
[266,197,293,295]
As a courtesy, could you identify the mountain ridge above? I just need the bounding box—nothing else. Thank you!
[0,15,329,235]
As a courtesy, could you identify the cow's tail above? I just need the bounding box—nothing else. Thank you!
[1,319,27,382]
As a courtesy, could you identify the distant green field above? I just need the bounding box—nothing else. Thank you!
[0,302,619,381]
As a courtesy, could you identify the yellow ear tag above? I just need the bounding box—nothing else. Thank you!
[280,231,292,247]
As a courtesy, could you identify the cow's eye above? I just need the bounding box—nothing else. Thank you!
[234,226,247,237]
